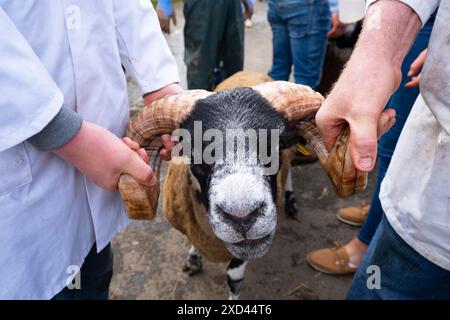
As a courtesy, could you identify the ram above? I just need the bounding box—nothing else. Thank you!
[119,72,389,299]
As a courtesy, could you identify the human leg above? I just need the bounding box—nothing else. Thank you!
[183,0,227,90]
[52,243,113,300]
[221,0,245,82]
[267,2,292,81]
[287,0,330,89]
[347,216,450,300]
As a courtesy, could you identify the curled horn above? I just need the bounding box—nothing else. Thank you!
[118,90,214,220]
[253,81,368,197]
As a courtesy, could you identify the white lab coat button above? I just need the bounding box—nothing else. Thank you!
[66,5,81,30]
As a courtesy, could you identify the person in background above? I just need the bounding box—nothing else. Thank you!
[316,0,449,299]
[267,0,345,89]
[157,0,254,90]
[306,10,436,275]
[0,1,181,299]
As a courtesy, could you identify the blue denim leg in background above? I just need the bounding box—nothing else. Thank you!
[347,216,450,300]
[268,0,330,89]
[356,13,435,245]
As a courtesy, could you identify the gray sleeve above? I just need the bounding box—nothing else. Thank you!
[27,106,83,151]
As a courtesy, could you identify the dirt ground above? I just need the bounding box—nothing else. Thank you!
[110,1,374,300]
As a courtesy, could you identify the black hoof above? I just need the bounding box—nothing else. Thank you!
[182,255,203,276]
[285,191,298,218]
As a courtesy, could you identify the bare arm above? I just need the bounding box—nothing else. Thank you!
[53,121,155,192]
[316,0,421,171]
[52,84,183,192]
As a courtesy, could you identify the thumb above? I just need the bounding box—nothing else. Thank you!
[123,154,157,187]
[348,117,379,171]
[315,106,345,152]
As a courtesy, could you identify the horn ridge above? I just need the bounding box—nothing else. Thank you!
[252,81,324,123]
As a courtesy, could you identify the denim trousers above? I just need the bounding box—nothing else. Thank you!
[356,13,435,245]
[268,0,330,89]
[52,243,113,300]
[347,216,450,299]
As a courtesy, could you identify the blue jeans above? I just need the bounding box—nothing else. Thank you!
[356,13,435,245]
[347,216,450,299]
[52,243,113,300]
[267,0,330,89]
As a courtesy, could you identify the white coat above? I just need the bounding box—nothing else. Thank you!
[0,0,179,299]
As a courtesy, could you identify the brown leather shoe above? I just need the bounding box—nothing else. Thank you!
[306,242,358,275]
[337,204,370,226]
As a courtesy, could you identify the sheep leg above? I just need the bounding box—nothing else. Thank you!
[227,259,248,300]
[284,168,298,218]
[182,245,203,276]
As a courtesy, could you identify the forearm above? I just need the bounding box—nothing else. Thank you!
[345,1,422,91]
[53,121,124,191]
[29,83,184,152]
[53,121,155,191]
[53,121,116,168]
[316,0,422,171]
[28,106,82,151]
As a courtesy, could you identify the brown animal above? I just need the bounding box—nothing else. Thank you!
[119,71,393,299]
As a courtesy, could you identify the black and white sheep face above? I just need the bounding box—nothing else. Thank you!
[208,163,277,260]
[181,88,289,261]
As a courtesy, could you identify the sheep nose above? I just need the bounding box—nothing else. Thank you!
[217,204,264,237]
[228,210,252,218]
